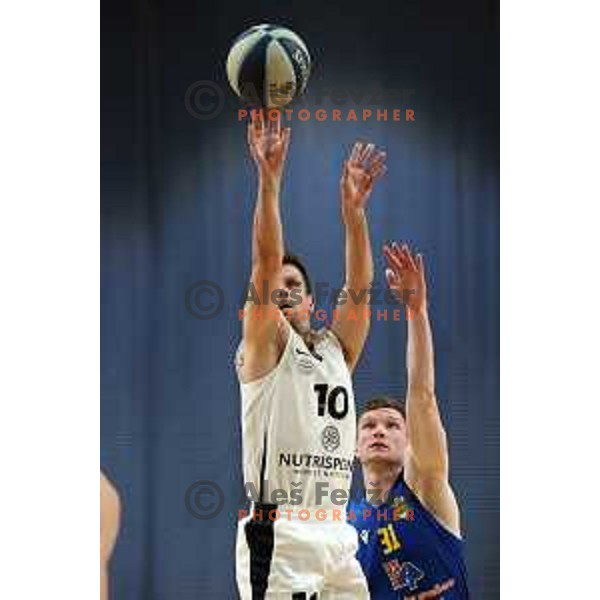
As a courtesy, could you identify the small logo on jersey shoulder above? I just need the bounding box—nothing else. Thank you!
[294,347,322,372]
[295,347,322,359]
[390,495,413,519]
[359,529,370,544]
[321,425,340,452]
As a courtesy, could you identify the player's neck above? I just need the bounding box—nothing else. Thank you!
[295,325,317,348]
[362,462,402,506]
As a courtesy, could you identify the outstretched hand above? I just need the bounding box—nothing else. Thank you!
[340,141,387,223]
[383,242,427,314]
[247,111,291,185]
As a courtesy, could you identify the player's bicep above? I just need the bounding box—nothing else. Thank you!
[405,392,449,478]
[239,265,288,381]
[242,265,283,342]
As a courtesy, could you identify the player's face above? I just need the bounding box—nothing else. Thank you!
[278,264,313,328]
[356,408,407,467]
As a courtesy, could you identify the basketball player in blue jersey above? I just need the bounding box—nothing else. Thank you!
[349,242,469,599]
[235,111,386,599]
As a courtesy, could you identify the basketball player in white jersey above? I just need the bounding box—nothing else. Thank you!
[235,111,386,599]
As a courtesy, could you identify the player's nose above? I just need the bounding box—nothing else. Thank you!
[274,289,290,304]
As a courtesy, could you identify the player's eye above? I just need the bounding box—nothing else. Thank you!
[285,278,301,289]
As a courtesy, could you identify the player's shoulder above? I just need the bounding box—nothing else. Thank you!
[236,317,291,383]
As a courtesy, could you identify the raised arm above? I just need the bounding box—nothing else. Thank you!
[384,243,461,536]
[330,142,386,371]
[240,112,291,383]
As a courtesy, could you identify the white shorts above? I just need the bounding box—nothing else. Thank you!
[236,505,369,600]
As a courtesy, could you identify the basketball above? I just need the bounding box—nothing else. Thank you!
[226,24,311,109]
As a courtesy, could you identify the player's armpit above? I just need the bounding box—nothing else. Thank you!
[239,316,289,383]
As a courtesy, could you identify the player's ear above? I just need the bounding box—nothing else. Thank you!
[308,294,315,313]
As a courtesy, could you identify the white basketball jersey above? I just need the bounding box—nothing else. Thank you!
[237,321,356,511]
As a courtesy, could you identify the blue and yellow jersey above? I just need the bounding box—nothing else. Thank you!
[349,472,469,599]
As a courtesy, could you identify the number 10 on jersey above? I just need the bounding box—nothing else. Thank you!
[314,384,349,420]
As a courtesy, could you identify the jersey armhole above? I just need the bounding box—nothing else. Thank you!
[324,325,357,371]
[324,325,345,354]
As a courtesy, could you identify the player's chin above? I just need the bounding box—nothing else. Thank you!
[279,305,294,319]
[284,310,306,328]
[366,448,395,462]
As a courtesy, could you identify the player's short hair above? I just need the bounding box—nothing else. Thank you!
[283,252,313,296]
[359,396,406,420]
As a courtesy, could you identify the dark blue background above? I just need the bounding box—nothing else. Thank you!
[101,1,499,597]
